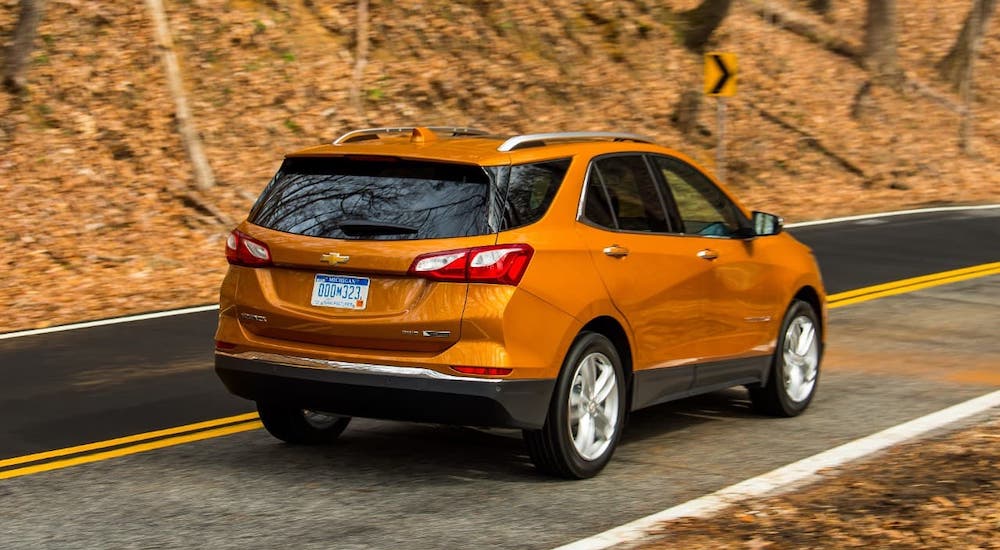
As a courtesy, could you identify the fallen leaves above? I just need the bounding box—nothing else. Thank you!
[642,416,1000,549]
[0,0,998,332]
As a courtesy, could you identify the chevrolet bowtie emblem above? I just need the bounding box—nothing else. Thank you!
[320,252,350,265]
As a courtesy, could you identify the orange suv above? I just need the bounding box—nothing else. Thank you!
[215,126,826,478]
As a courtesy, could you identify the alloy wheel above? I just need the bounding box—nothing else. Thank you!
[567,352,620,461]
[782,315,819,403]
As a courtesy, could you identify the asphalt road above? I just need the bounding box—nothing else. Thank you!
[0,208,998,549]
[790,207,1000,293]
[2,208,999,458]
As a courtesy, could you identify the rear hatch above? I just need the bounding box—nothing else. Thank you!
[234,156,501,352]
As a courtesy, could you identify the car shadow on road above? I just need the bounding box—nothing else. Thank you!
[220,387,763,482]
[621,386,760,445]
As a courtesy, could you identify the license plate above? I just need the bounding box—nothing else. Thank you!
[311,274,370,310]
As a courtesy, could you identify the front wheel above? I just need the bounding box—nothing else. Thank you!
[749,300,822,417]
[257,402,352,444]
[524,332,627,479]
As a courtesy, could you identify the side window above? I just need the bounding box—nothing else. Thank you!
[583,168,617,228]
[582,156,669,232]
[654,156,744,237]
[501,159,570,230]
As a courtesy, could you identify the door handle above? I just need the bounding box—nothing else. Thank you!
[697,249,719,260]
[603,245,630,258]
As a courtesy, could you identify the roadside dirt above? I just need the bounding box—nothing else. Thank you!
[639,413,1000,549]
[824,278,1000,387]
[1,0,998,333]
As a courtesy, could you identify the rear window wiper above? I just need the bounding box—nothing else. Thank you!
[337,219,419,236]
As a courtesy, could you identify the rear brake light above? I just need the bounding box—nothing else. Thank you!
[225,230,272,267]
[410,250,468,281]
[407,244,533,285]
[452,366,513,376]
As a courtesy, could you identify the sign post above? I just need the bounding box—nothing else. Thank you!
[704,52,737,182]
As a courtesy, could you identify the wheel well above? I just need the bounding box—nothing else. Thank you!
[793,286,823,323]
[580,316,633,391]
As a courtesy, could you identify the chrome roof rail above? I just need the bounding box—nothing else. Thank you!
[333,126,492,145]
[497,131,655,152]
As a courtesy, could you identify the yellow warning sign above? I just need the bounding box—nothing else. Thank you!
[704,52,737,97]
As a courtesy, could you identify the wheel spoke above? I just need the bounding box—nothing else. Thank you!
[796,323,815,356]
[574,412,594,451]
[786,361,803,391]
[803,368,817,385]
[593,409,614,440]
[593,366,616,403]
[581,358,596,398]
[786,325,800,356]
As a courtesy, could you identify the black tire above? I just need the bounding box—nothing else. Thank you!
[523,332,627,479]
[749,300,822,417]
[256,402,352,444]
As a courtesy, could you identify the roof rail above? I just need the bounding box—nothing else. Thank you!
[497,131,655,152]
[333,126,492,145]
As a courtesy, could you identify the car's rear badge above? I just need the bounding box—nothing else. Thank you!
[239,312,268,323]
[320,252,350,265]
[401,330,452,338]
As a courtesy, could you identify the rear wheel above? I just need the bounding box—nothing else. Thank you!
[524,332,626,479]
[257,402,352,444]
[749,300,822,417]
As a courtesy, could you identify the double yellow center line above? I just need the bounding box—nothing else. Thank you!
[2,261,998,481]
[0,413,261,480]
[827,261,1000,308]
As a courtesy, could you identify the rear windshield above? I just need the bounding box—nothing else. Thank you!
[248,156,570,240]
[249,157,493,240]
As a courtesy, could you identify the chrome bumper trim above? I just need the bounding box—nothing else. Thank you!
[216,351,506,383]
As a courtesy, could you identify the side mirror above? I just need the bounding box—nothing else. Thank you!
[752,211,783,236]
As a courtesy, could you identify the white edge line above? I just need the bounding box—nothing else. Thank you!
[2,204,997,341]
[554,388,1000,550]
[0,305,220,340]
[785,204,1000,228]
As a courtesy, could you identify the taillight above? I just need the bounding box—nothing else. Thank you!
[407,244,533,285]
[225,230,272,267]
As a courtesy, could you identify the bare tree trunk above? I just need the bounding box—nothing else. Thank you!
[808,0,832,15]
[863,0,900,82]
[680,0,733,52]
[937,0,997,91]
[749,1,860,62]
[2,0,46,94]
[350,0,369,119]
[957,1,991,153]
[145,0,215,190]
[671,89,703,136]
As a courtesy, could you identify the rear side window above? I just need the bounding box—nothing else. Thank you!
[249,157,493,240]
[500,159,570,230]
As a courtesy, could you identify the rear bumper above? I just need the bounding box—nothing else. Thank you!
[215,352,555,429]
